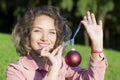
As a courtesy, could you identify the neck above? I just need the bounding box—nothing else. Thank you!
[30,51,48,68]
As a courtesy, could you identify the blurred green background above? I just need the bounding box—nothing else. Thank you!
[0,0,120,50]
[0,0,120,80]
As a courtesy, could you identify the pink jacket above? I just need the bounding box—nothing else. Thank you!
[6,54,108,80]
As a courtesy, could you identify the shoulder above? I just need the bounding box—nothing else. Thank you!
[6,57,25,74]
[6,57,27,80]
[7,59,21,72]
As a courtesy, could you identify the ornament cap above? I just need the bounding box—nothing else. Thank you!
[71,48,76,51]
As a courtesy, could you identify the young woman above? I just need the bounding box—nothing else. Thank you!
[6,6,107,80]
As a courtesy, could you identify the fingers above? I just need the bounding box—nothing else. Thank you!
[87,11,97,24]
[91,13,97,24]
[38,45,53,57]
[81,11,102,26]
[81,16,87,27]
[52,45,63,56]
[52,45,61,56]
[87,11,92,23]
[38,45,63,58]
[98,20,102,27]
[57,46,63,57]
[40,47,51,57]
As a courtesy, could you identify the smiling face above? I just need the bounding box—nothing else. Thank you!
[30,15,57,52]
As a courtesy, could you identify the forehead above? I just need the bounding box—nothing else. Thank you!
[33,15,56,30]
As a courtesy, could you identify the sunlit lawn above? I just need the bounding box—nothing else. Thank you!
[0,33,120,80]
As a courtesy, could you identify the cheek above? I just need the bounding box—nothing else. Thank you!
[30,33,38,46]
[51,35,57,45]
[30,32,40,41]
[30,35,34,48]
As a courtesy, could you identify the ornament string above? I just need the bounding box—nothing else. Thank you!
[71,23,81,48]
[62,23,82,47]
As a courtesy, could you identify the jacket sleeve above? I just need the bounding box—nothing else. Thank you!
[65,55,108,80]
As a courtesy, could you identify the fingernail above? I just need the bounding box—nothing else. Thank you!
[91,13,94,15]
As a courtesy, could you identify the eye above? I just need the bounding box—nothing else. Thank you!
[50,32,55,34]
[33,29,41,32]
[49,31,56,35]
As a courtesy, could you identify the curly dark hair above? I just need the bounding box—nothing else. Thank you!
[12,6,72,56]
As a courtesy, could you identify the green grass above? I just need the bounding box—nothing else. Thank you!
[0,33,120,80]
[0,33,18,80]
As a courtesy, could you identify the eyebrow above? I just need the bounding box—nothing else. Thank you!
[32,27,56,31]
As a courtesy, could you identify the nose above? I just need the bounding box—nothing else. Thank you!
[41,32,48,41]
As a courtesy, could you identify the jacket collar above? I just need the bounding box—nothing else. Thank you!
[20,54,46,71]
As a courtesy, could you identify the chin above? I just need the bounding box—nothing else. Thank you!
[30,49,40,55]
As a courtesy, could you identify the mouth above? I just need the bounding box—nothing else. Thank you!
[38,42,50,49]
[37,43,54,53]
[39,44,49,47]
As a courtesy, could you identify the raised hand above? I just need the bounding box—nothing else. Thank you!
[81,11,103,51]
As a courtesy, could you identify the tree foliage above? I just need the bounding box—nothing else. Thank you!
[0,0,120,50]
[76,0,97,16]
[60,0,73,12]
